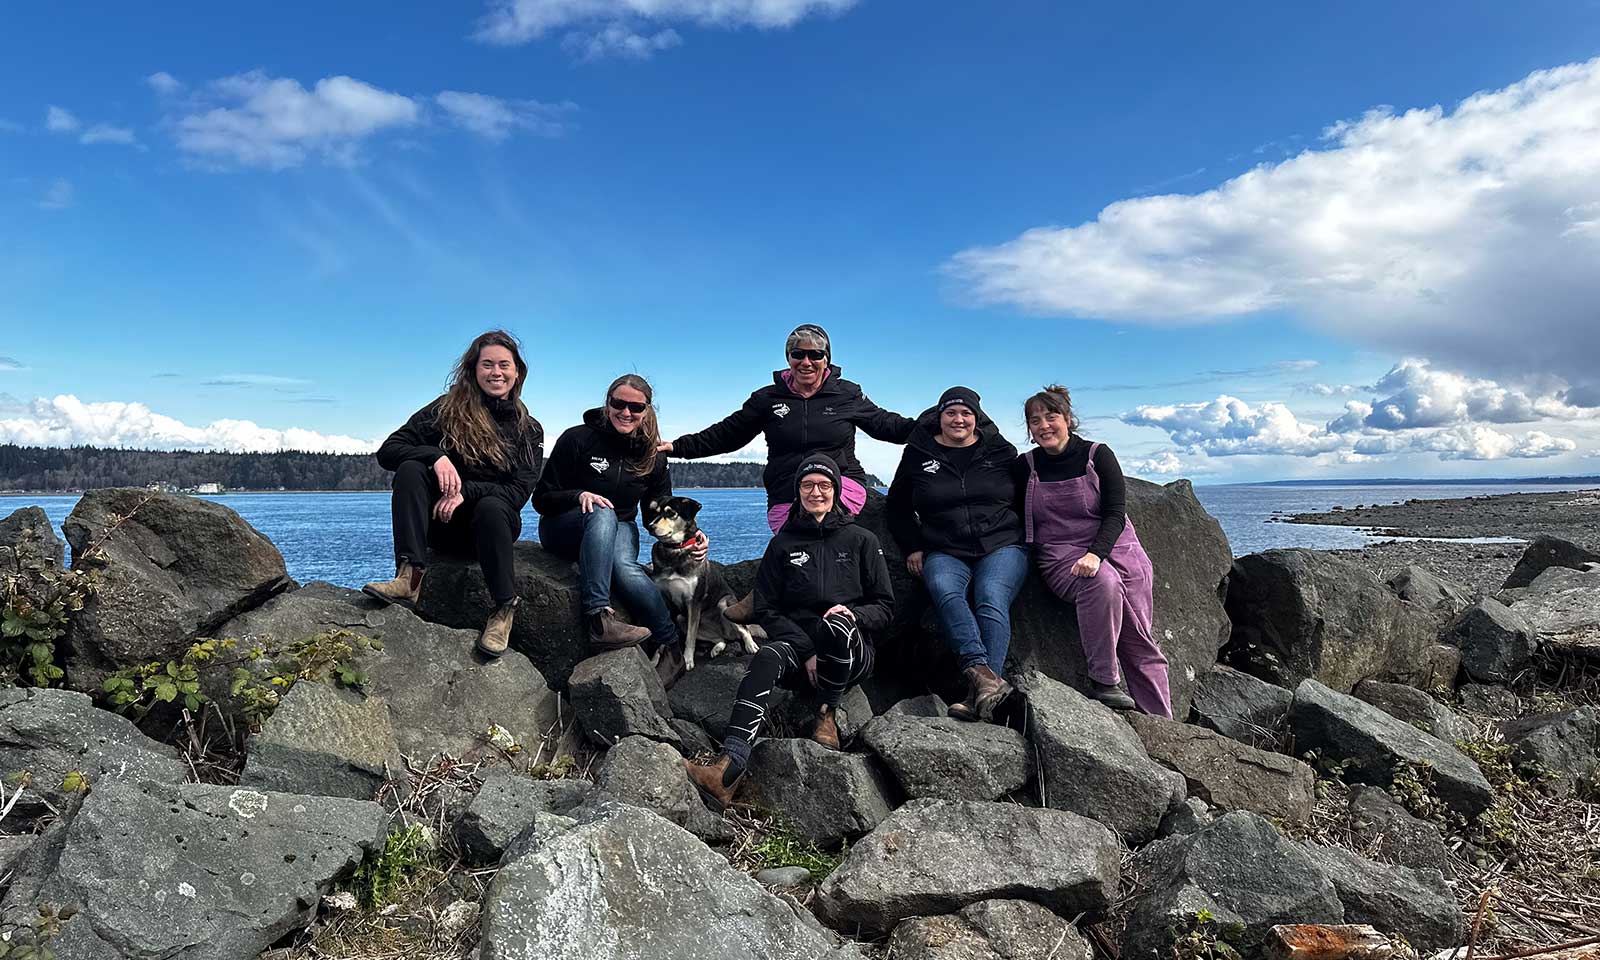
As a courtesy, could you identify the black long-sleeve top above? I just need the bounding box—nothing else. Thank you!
[531,408,671,523]
[376,395,543,510]
[885,407,1022,560]
[1012,436,1127,559]
[751,508,894,658]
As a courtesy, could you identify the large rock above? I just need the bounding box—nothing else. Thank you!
[61,489,293,690]
[0,505,64,573]
[568,648,679,748]
[1290,679,1493,817]
[240,680,402,800]
[1015,672,1183,843]
[859,714,1031,801]
[1511,567,1600,644]
[219,581,565,762]
[886,899,1093,960]
[1224,549,1437,692]
[595,735,693,827]
[1503,535,1600,589]
[817,799,1120,937]
[1500,707,1598,782]
[1124,812,1344,960]
[1352,680,1474,746]
[1387,565,1473,629]
[1188,665,1293,749]
[1126,713,1315,825]
[481,802,853,960]
[1442,600,1537,685]
[0,687,186,817]
[454,769,595,865]
[1299,843,1463,953]
[0,779,387,960]
[667,656,747,742]
[1346,785,1453,877]
[742,738,897,846]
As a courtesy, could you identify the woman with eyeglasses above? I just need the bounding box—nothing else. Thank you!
[684,455,893,810]
[534,374,700,660]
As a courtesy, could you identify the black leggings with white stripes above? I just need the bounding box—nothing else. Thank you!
[723,612,875,751]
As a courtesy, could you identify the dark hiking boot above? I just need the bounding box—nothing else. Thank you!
[723,590,755,625]
[362,562,423,609]
[971,666,1014,723]
[588,608,651,650]
[1087,679,1137,711]
[477,599,517,658]
[948,666,985,721]
[812,704,841,750]
[685,753,745,811]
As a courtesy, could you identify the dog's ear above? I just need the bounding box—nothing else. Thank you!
[677,497,702,521]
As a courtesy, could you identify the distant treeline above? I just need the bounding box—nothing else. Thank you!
[0,445,878,493]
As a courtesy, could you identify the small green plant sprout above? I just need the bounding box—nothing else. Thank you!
[530,755,576,780]
[1168,907,1244,960]
[0,903,74,959]
[1,564,94,688]
[486,724,521,755]
[58,771,88,794]
[346,823,435,911]
[751,822,846,880]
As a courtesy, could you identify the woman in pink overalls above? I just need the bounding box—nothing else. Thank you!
[1012,386,1172,717]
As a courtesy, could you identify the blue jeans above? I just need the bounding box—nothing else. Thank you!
[538,507,679,648]
[922,544,1029,674]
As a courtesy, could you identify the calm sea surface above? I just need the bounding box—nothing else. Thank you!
[4,482,1593,589]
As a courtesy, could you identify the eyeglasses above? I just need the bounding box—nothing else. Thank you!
[608,396,648,415]
[789,349,826,362]
[799,480,834,493]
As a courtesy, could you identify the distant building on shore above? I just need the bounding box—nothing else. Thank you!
[193,482,225,495]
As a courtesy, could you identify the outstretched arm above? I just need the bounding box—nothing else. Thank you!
[670,391,768,459]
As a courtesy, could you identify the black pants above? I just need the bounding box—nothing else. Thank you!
[391,460,521,605]
[723,612,875,754]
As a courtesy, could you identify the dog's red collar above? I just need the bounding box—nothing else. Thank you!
[662,530,705,551]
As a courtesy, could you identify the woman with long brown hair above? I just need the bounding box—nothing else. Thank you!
[364,330,544,658]
[533,374,693,661]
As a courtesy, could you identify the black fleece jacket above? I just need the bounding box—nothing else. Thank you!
[670,366,915,508]
[531,408,671,523]
[376,395,544,510]
[1012,436,1128,559]
[886,408,1022,560]
[752,507,895,657]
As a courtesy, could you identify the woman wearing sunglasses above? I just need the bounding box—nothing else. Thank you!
[661,325,916,533]
[534,374,699,660]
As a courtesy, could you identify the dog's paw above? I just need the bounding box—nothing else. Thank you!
[741,637,760,656]
[707,641,726,660]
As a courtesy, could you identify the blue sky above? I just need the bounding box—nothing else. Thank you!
[4,1,1600,483]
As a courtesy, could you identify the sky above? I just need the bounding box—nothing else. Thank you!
[4,1,1600,484]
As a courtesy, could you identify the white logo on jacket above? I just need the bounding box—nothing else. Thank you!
[921,460,940,474]
[589,457,610,473]
[788,550,809,566]
[772,403,791,418]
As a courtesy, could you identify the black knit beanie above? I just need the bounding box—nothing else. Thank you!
[937,385,983,419]
[795,454,842,498]
[786,324,832,360]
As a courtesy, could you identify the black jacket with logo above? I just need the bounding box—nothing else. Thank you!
[752,507,895,655]
[885,407,1023,560]
[531,408,671,523]
[670,366,916,508]
[376,395,544,510]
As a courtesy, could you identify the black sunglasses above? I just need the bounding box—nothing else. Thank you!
[789,349,827,362]
[608,396,648,415]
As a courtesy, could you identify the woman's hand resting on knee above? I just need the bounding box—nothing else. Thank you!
[578,491,615,513]
[1071,553,1102,578]
[433,456,461,498]
[433,493,464,522]
[905,551,924,577]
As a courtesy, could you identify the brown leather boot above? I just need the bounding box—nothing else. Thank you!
[723,590,755,625]
[811,704,841,750]
[477,599,517,658]
[684,753,745,811]
[362,562,423,609]
[948,666,983,722]
[972,666,1015,723]
[588,608,651,650]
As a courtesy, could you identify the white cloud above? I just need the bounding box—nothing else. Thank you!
[1123,396,1344,457]
[1337,358,1594,431]
[474,0,856,47]
[79,124,138,146]
[45,105,79,132]
[38,178,73,210]
[562,24,682,60]
[145,71,183,94]
[948,58,1600,393]
[0,395,376,454]
[435,91,575,140]
[1128,451,1185,476]
[1351,425,1577,461]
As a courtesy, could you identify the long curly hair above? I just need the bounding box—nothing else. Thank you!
[1023,384,1080,443]
[606,373,661,477]
[436,330,533,470]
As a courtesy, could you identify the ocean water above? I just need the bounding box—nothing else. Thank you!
[3,482,1593,589]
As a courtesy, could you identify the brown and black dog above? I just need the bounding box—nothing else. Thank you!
[644,496,762,671]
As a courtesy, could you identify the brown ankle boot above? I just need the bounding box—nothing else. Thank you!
[477,599,517,658]
[588,608,651,650]
[812,704,841,750]
[684,754,745,811]
[948,666,984,722]
[971,666,1014,723]
[362,562,424,609]
[723,590,755,625]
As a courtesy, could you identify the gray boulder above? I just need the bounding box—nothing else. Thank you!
[61,489,293,691]
[669,718,718,756]
[0,505,63,573]
[454,770,594,866]
[1224,549,1436,692]
[1352,680,1474,746]
[1388,565,1473,628]
[1126,713,1315,826]
[859,714,1031,801]
[1300,842,1463,953]
[481,803,852,960]
[1124,812,1343,960]
[666,656,746,742]
[1500,707,1598,782]
[0,779,386,960]
[240,680,402,800]
[219,581,566,763]
[1456,683,1519,718]
[1015,672,1183,844]
[1188,665,1293,749]
[1442,599,1536,685]
[885,694,949,718]
[886,899,1093,960]
[595,735,693,827]
[1504,535,1600,589]
[0,687,185,817]
[1421,643,1463,693]
[568,648,679,748]
[817,799,1120,937]
[1346,785,1452,877]
[1157,797,1214,838]
[1512,567,1600,646]
[1290,679,1493,817]
[742,739,897,847]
